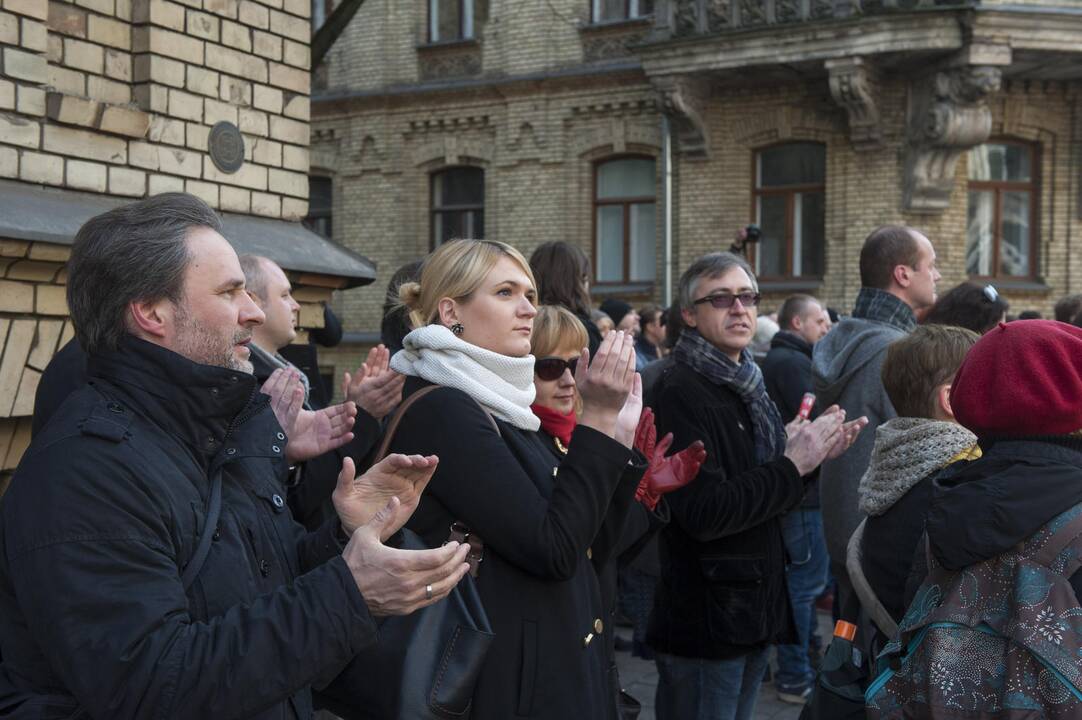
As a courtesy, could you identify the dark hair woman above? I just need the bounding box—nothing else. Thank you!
[529,241,603,357]
[386,239,647,719]
[528,305,705,711]
[922,281,1009,335]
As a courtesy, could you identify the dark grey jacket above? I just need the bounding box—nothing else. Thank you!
[0,337,376,719]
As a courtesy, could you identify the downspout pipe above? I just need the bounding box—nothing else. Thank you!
[662,114,674,306]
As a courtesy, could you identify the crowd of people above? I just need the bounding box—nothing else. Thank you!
[1,192,1081,720]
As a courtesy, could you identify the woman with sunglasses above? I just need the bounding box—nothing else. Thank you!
[529,305,706,715]
[386,240,646,720]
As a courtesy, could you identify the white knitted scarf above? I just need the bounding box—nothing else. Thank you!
[390,324,540,431]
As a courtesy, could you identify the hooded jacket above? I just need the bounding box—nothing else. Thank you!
[812,315,907,583]
[762,331,818,508]
[925,438,1082,606]
[0,337,375,719]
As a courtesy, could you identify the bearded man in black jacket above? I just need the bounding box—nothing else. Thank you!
[0,193,470,719]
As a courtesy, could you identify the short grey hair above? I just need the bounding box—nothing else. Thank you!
[66,193,222,354]
[677,252,758,311]
[238,254,272,299]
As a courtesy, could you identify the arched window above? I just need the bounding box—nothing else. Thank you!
[753,142,825,279]
[594,156,657,284]
[966,141,1037,278]
[431,166,484,248]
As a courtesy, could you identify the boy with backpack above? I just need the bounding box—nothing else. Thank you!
[866,320,1082,718]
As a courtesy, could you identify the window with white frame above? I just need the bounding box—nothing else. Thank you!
[429,0,488,42]
[753,142,825,279]
[594,157,656,284]
[966,141,1037,279]
[592,0,653,22]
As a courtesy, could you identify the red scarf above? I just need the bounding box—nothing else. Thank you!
[531,404,577,447]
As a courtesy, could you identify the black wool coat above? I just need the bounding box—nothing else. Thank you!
[539,431,667,703]
[0,338,376,719]
[389,378,644,720]
[250,348,380,531]
[647,362,804,659]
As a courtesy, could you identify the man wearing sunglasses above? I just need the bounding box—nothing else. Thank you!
[648,252,865,720]
[812,224,940,617]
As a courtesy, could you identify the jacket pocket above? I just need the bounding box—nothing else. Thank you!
[516,619,538,717]
[699,554,769,646]
[13,694,88,719]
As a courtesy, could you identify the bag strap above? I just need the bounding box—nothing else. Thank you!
[846,518,899,639]
[375,384,499,577]
[181,467,223,591]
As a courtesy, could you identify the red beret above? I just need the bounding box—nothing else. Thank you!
[951,320,1082,437]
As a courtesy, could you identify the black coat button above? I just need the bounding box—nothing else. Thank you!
[271,494,284,510]
[259,559,270,577]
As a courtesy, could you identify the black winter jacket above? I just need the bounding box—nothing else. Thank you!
[539,432,667,705]
[761,331,819,508]
[250,347,380,531]
[0,338,376,719]
[389,378,643,720]
[648,362,803,659]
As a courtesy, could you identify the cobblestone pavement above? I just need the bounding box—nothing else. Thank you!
[615,609,834,720]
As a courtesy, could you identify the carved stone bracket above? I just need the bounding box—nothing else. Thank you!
[826,57,882,151]
[652,75,711,159]
[904,65,1002,212]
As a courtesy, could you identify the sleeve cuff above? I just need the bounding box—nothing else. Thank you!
[567,424,633,467]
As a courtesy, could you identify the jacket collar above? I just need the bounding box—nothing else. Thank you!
[770,330,813,358]
[851,287,917,333]
[87,335,265,465]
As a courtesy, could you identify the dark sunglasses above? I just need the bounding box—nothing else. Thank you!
[535,356,578,381]
[692,292,762,309]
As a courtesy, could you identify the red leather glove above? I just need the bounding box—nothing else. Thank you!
[632,408,707,511]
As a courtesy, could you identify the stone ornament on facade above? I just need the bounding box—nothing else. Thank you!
[826,56,882,151]
[904,64,1001,211]
[653,75,711,158]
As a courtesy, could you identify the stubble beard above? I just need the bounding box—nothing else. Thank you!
[174,303,254,374]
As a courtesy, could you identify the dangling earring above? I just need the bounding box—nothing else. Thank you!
[451,323,465,336]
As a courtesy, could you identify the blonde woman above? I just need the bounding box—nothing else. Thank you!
[387,240,646,719]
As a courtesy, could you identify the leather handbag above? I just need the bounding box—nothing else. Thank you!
[315,386,496,719]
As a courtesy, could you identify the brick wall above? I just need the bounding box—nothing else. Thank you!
[0,0,313,218]
[314,70,1081,337]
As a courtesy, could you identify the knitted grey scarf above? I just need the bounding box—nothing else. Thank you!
[858,417,978,516]
[674,328,787,464]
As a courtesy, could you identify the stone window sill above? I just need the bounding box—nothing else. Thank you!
[579,17,653,33]
[416,38,480,52]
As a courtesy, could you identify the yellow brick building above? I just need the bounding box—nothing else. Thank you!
[0,0,375,478]
[314,0,1082,343]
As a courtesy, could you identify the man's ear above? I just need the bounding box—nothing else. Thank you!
[128,298,172,340]
[893,264,913,289]
[681,307,697,328]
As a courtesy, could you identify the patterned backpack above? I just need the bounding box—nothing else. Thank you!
[866,502,1082,719]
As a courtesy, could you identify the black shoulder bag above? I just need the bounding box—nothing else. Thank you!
[316,386,495,720]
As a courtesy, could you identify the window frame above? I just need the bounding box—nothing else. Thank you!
[303,174,333,239]
[965,139,1040,281]
[591,154,658,286]
[429,165,485,250]
[591,0,652,23]
[429,0,476,43]
[749,141,827,281]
